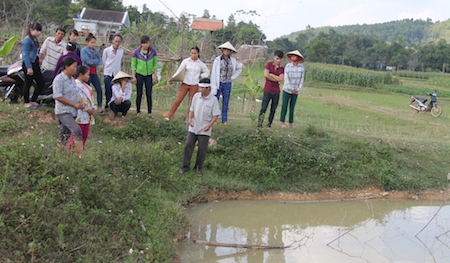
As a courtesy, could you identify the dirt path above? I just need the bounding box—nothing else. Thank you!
[204,187,450,202]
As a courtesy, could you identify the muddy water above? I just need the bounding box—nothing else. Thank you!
[178,200,450,263]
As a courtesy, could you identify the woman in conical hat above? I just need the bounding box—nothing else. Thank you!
[108,71,133,120]
[210,41,242,126]
[280,50,305,128]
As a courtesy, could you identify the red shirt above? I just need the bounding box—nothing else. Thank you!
[263,61,284,93]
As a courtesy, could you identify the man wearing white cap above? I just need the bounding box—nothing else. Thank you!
[210,41,242,125]
[179,78,220,177]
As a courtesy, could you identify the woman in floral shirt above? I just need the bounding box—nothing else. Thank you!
[67,65,96,150]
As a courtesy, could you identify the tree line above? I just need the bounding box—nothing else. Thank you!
[267,27,450,72]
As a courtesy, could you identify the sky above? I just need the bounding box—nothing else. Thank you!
[122,0,450,40]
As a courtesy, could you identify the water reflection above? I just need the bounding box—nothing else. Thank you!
[178,200,450,263]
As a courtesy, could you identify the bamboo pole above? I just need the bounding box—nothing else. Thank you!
[193,240,290,249]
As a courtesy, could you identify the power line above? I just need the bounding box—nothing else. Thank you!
[158,0,179,21]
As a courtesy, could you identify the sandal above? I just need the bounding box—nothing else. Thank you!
[178,169,189,174]
[25,104,36,109]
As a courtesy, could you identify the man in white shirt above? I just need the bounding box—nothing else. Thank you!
[179,78,220,177]
[102,34,124,110]
[39,28,67,72]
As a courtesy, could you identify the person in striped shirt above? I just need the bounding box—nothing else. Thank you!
[280,50,305,128]
[39,27,66,72]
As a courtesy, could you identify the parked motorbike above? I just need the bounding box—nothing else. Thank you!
[0,60,54,104]
[409,91,443,117]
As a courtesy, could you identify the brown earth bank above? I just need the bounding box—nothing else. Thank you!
[202,187,450,202]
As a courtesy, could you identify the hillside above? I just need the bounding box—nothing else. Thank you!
[285,18,450,45]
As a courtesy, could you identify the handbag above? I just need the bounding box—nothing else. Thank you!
[171,68,186,82]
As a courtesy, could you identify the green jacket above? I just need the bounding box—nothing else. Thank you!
[131,47,158,76]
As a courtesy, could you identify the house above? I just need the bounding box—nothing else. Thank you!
[191,18,223,32]
[73,7,130,40]
[386,66,396,71]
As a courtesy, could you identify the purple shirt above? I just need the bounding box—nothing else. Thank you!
[53,52,82,78]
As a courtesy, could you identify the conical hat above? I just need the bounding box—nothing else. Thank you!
[111,71,132,83]
[218,41,237,53]
[286,50,305,61]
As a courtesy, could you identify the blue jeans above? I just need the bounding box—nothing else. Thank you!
[215,82,232,123]
[88,74,102,107]
[104,75,114,108]
[135,73,153,113]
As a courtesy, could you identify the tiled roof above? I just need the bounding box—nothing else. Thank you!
[191,18,223,31]
[81,8,126,24]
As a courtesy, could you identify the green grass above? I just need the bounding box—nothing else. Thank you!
[2,64,450,261]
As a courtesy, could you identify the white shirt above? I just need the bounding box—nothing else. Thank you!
[102,45,124,77]
[210,55,242,96]
[171,57,210,85]
[188,92,221,136]
[109,82,132,106]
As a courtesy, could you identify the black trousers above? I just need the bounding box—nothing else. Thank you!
[258,92,280,127]
[109,100,131,116]
[22,58,44,103]
[135,73,153,113]
[182,132,210,171]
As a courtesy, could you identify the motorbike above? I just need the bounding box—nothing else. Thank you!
[409,91,443,117]
[0,60,54,104]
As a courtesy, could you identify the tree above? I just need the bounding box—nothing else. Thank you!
[235,21,266,44]
[81,0,123,11]
[33,0,72,26]
[202,9,210,19]
[227,14,236,28]
[267,38,295,54]
[304,38,332,63]
[125,5,140,24]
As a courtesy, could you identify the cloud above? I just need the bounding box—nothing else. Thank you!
[324,5,378,26]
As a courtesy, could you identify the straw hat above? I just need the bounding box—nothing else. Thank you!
[286,50,305,62]
[111,71,132,83]
[218,41,237,53]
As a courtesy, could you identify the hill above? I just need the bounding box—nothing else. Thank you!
[284,18,450,45]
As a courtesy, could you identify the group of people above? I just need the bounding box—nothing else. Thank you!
[21,21,305,174]
[167,42,305,176]
[257,50,305,131]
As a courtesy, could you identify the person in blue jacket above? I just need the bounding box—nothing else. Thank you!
[81,33,103,113]
[21,22,45,108]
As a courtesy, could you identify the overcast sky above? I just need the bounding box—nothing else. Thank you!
[122,0,450,40]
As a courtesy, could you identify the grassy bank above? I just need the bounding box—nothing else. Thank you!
[2,72,450,261]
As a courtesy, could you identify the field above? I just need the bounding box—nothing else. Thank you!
[2,62,450,262]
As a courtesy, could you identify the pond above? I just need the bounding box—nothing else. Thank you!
[178,199,450,263]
